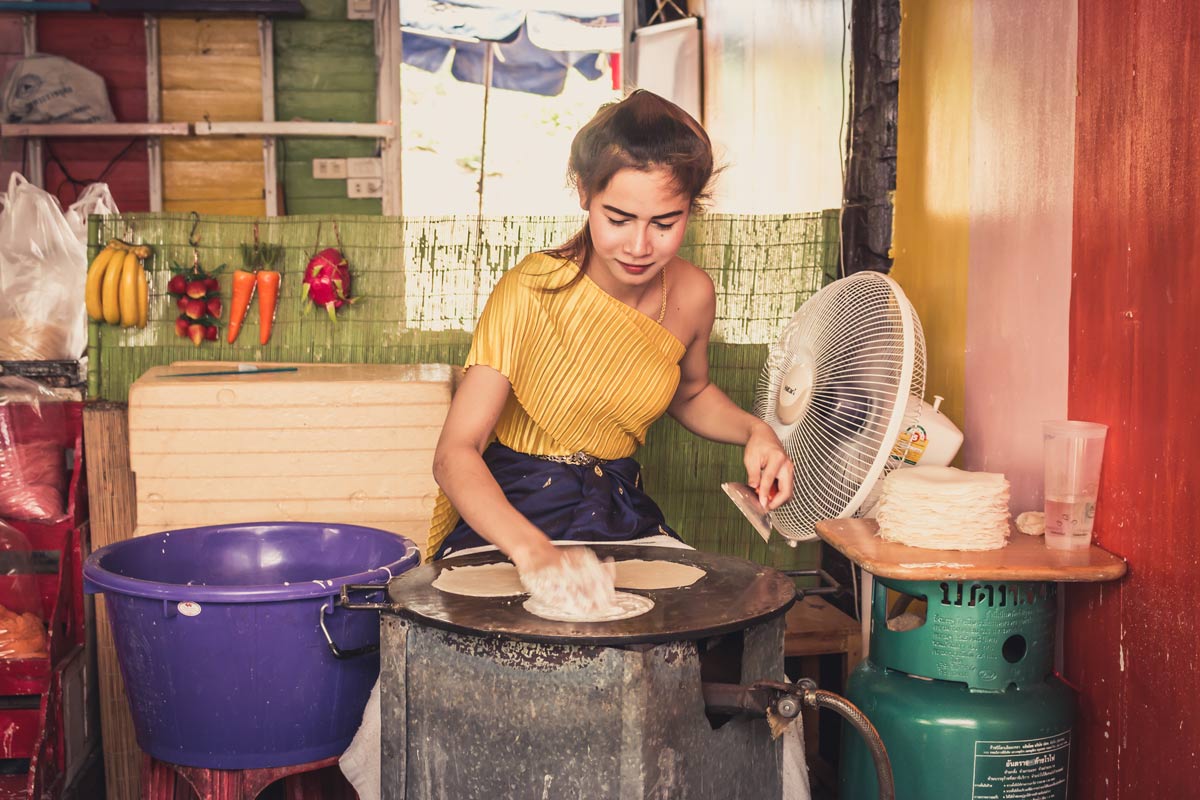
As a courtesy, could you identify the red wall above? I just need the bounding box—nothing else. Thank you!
[1067,1,1200,796]
[37,15,149,212]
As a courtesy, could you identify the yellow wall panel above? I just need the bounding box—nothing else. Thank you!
[162,90,263,123]
[164,160,264,200]
[890,0,972,431]
[159,18,263,214]
[159,18,259,56]
[164,137,261,162]
[164,198,266,216]
[160,55,262,93]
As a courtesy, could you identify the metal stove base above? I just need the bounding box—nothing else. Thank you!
[380,615,785,799]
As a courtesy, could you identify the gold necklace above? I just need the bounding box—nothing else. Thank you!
[656,267,667,324]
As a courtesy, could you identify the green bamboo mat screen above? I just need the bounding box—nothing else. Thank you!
[88,211,839,568]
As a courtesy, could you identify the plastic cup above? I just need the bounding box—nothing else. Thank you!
[1042,421,1108,550]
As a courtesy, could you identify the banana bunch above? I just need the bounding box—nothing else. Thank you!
[86,240,152,328]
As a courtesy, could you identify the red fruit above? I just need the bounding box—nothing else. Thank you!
[167,274,187,295]
[207,297,222,318]
[176,295,188,311]
[303,247,353,322]
[204,277,219,292]
[187,323,205,347]
[184,298,206,319]
[174,317,190,338]
[186,280,208,299]
[204,325,218,341]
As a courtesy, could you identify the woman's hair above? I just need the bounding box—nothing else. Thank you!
[544,90,716,273]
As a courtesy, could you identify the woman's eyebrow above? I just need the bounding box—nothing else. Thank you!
[602,204,684,221]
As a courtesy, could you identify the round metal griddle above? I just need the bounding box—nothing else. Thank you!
[385,545,797,645]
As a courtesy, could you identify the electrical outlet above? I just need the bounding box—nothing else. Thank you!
[312,158,347,180]
[347,157,384,179]
[347,0,375,20]
[348,178,384,199]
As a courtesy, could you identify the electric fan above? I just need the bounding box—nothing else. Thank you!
[739,271,942,542]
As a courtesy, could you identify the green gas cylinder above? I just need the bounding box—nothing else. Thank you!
[840,577,1075,800]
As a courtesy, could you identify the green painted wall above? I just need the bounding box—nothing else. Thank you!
[275,0,382,214]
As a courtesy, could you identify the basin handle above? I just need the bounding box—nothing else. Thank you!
[318,599,379,660]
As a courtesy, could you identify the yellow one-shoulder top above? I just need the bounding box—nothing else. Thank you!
[426,253,686,558]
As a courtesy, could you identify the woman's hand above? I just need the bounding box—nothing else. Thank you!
[516,545,617,614]
[744,421,795,510]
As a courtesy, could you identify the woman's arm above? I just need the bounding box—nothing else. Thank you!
[666,269,794,510]
[431,364,561,573]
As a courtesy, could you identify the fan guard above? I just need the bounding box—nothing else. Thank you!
[754,271,927,541]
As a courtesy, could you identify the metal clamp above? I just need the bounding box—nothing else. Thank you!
[337,582,395,612]
[782,568,843,598]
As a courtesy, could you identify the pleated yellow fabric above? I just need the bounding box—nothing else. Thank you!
[426,252,686,558]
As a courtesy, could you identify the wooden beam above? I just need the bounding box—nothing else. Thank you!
[259,16,278,216]
[193,120,396,139]
[145,15,163,213]
[81,403,141,800]
[1,122,191,137]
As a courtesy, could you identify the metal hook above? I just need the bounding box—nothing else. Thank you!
[333,221,344,251]
[188,211,201,247]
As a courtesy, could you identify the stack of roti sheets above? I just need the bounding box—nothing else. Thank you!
[874,466,1011,551]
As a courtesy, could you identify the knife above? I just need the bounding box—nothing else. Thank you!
[721,482,774,543]
[162,366,300,378]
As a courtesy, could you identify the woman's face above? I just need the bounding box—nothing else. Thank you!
[581,166,691,298]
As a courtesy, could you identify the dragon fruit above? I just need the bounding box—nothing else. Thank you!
[302,247,354,322]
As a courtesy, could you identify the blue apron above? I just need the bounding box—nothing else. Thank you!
[434,442,680,559]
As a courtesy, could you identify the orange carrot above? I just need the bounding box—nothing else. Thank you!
[256,270,281,346]
[227,269,257,344]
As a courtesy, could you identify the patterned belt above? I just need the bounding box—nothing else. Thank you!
[532,450,607,466]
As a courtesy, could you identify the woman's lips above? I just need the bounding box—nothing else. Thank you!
[618,260,651,275]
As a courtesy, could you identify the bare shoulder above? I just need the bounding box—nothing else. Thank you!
[668,257,715,310]
[665,257,716,347]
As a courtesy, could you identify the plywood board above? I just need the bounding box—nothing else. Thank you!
[815,518,1127,583]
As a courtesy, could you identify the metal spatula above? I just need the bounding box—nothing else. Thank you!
[721,482,774,543]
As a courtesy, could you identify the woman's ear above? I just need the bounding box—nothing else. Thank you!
[577,185,589,210]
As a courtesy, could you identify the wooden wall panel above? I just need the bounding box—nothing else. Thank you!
[160,18,264,216]
[963,0,1075,511]
[275,0,380,215]
[36,15,150,212]
[888,0,972,431]
[0,14,23,191]
[1067,1,1200,797]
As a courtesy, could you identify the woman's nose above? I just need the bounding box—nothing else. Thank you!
[625,225,652,257]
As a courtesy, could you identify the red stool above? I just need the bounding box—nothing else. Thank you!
[140,753,359,800]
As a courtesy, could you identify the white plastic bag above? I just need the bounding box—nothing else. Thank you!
[0,174,87,361]
[65,182,120,245]
[0,53,115,124]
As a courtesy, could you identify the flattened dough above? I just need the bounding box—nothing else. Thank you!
[432,559,707,597]
[613,559,705,590]
[431,563,524,596]
[523,591,654,622]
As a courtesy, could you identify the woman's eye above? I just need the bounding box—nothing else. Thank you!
[653,222,676,232]
[606,217,629,226]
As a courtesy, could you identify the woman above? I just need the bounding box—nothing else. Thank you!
[340,89,802,799]
[428,89,794,609]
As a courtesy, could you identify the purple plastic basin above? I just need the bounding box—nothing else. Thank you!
[83,522,418,770]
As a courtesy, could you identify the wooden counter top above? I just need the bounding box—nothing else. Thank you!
[815,518,1127,583]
